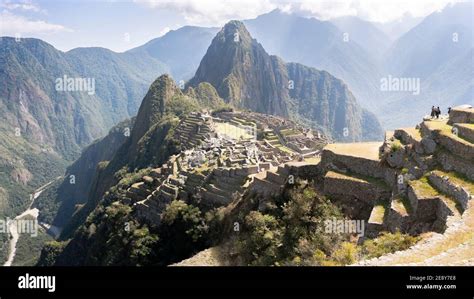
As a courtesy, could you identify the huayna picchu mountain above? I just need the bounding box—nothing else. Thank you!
[188,21,383,142]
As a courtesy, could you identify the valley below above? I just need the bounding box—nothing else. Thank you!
[3,177,61,266]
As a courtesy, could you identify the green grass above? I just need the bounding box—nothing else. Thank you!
[332,170,390,191]
[390,140,403,152]
[361,231,421,259]
[370,198,390,224]
[280,129,300,137]
[433,170,474,193]
[392,194,413,215]
[418,174,464,215]
[410,177,439,198]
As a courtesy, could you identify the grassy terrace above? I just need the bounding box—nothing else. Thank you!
[303,156,321,164]
[406,127,423,142]
[391,194,412,216]
[370,198,390,224]
[369,203,474,265]
[411,176,463,215]
[431,169,474,194]
[280,128,301,137]
[456,123,474,129]
[455,123,474,143]
[424,120,473,146]
[231,117,255,127]
[397,127,422,144]
[326,170,389,191]
[263,132,296,154]
[275,145,294,154]
[410,177,439,197]
[324,142,382,161]
[215,122,254,140]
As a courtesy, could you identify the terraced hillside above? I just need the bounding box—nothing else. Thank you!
[318,106,474,265]
[176,106,474,266]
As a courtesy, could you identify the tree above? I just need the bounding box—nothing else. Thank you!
[158,200,208,264]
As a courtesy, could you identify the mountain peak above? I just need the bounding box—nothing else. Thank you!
[188,20,288,116]
[217,20,253,48]
[131,74,181,142]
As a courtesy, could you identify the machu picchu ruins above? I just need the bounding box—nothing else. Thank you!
[173,105,474,266]
[124,110,327,226]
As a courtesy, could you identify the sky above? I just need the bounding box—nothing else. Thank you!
[0,0,464,52]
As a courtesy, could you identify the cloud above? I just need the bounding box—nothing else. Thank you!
[134,0,277,26]
[288,0,461,23]
[135,0,461,25]
[0,10,72,36]
[1,0,44,13]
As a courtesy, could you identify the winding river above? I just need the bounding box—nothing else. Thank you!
[3,178,61,266]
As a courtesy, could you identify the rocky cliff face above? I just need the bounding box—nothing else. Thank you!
[188,21,383,141]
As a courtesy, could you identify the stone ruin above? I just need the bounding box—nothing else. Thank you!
[123,110,325,227]
[318,106,474,252]
[174,105,474,266]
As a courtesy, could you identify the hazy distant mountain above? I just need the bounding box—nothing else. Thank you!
[330,16,391,60]
[128,26,219,81]
[385,2,472,78]
[189,21,383,141]
[380,2,473,128]
[243,9,384,113]
[374,13,423,41]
